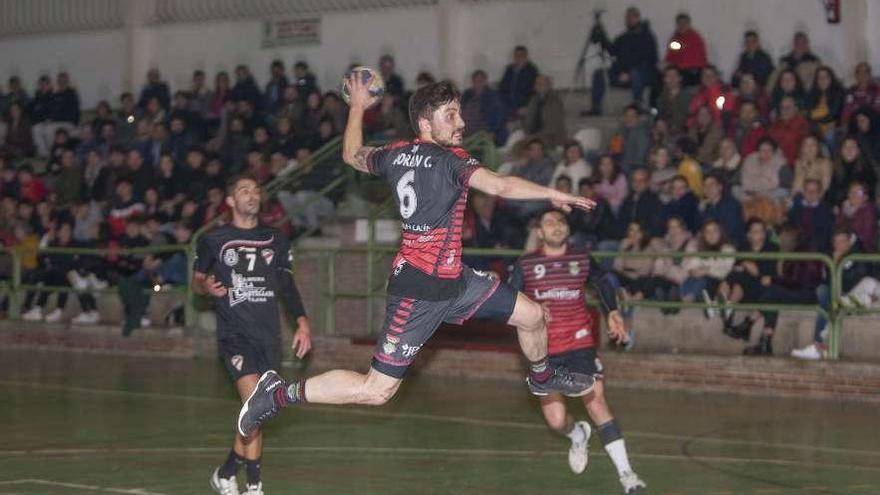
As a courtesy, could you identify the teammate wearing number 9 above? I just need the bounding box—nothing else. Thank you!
[236,74,599,445]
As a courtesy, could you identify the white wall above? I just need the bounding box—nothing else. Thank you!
[0,0,866,109]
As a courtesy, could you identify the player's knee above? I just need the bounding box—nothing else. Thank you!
[519,299,545,331]
[360,381,398,406]
[544,410,569,433]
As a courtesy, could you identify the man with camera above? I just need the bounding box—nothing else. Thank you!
[588,7,659,116]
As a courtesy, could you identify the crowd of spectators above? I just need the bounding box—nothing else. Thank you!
[460,9,880,361]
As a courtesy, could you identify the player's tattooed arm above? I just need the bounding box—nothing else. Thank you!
[346,146,376,174]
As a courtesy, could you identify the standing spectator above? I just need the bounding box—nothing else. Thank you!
[461,70,508,145]
[138,68,171,111]
[700,173,745,245]
[664,13,708,86]
[588,6,658,114]
[806,66,845,145]
[732,31,774,88]
[186,70,212,121]
[841,62,880,127]
[729,100,766,157]
[828,136,877,204]
[687,66,736,128]
[788,178,834,252]
[264,59,289,113]
[770,69,806,114]
[499,45,539,114]
[614,104,651,171]
[680,219,735,307]
[1,76,30,114]
[835,181,877,251]
[551,140,592,190]
[777,31,822,89]
[29,75,55,156]
[618,168,663,239]
[656,66,690,137]
[688,105,724,163]
[379,55,405,101]
[594,155,628,215]
[791,135,832,196]
[3,102,34,158]
[767,96,809,165]
[717,218,778,333]
[521,76,566,149]
[231,65,261,109]
[115,92,141,147]
[663,176,701,234]
[51,72,80,129]
[293,61,319,96]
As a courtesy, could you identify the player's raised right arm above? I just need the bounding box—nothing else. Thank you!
[342,73,379,173]
[469,168,596,212]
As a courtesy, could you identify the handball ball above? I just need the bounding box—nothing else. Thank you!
[341,66,385,107]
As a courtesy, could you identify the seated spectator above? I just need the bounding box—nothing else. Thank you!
[849,108,880,163]
[588,6,658,114]
[17,164,48,205]
[504,138,556,216]
[656,66,690,137]
[687,66,736,129]
[272,116,301,157]
[277,149,343,235]
[828,136,877,204]
[115,92,141,147]
[107,178,145,238]
[521,75,566,149]
[299,91,324,141]
[263,59,289,114]
[662,176,701,233]
[230,65,261,109]
[680,219,735,306]
[54,149,85,207]
[184,70,211,125]
[499,45,539,114]
[218,116,252,173]
[551,140,592,189]
[167,117,197,163]
[648,216,692,306]
[320,92,347,136]
[711,137,742,187]
[717,218,778,331]
[728,224,824,355]
[732,30,774,88]
[791,135,832,196]
[651,116,673,150]
[767,96,809,165]
[649,145,677,200]
[688,105,724,163]
[674,137,703,196]
[379,55,405,101]
[612,104,650,171]
[788,179,834,252]
[461,70,508,145]
[613,222,655,300]
[293,61,319,97]
[729,100,766,158]
[770,69,806,115]
[619,168,663,238]
[138,68,171,110]
[462,191,518,271]
[738,137,788,224]
[594,154,628,215]
[373,94,411,140]
[700,173,745,245]
[664,13,708,86]
[734,73,770,120]
[20,221,98,324]
[568,178,615,248]
[776,31,821,91]
[3,102,34,158]
[841,62,880,127]
[207,71,231,128]
[806,66,845,145]
[835,181,877,251]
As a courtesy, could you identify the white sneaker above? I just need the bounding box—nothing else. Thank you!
[140,317,152,328]
[210,468,240,495]
[44,308,63,323]
[568,421,591,474]
[620,471,647,493]
[791,343,824,361]
[245,482,264,495]
[22,306,43,321]
[71,311,97,325]
[87,274,109,290]
[702,289,717,319]
[70,272,89,291]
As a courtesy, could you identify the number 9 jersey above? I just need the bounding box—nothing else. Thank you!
[367,140,480,281]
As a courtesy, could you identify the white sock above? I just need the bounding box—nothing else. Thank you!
[604,439,633,476]
[565,422,586,444]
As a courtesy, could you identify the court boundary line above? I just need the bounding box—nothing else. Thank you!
[2,379,878,460]
[0,479,169,495]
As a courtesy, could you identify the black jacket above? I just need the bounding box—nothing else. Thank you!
[734,49,774,87]
[499,62,539,110]
[604,21,658,73]
[618,189,664,239]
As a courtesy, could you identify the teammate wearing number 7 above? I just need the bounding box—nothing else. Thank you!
[237,72,598,440]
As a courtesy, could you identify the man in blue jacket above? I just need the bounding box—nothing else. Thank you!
[700,173,745,246]
[461,70,508,145]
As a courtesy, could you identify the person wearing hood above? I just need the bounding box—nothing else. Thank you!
[588,6,658,114]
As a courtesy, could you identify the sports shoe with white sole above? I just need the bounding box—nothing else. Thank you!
[210,468,240,495]
[702,289,718,320]
[568,421,592,474]
[620,471,647,493]
[791,343,824,360]
[245,482,264,495]
[527,365,595,397]
[88,273,109,290]
[44,308,63,323]
[238,370,286,437]
[22,306,43,322]
[71,311,100,325]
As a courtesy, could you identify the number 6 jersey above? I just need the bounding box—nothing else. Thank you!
[367,140,480,289]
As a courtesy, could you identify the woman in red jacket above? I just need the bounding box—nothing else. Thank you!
[665,13,708,86]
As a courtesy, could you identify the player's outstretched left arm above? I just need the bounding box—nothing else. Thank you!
[469,168,595,213]
[342,72,379,173]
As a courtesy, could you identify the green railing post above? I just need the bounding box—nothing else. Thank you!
[184,243,197,329]
[9,250,21,319]
[326,250,336,335]
[366,212,376,334]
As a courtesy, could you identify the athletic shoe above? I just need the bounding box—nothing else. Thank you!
[245,482,264,495]
[140,317,152,328]
[44,308,63,323]
[70,272,89,291]
[210,468,240,495]
[22,306,43,322]
[71,311,99,325]
[527,365,595,397]
[791,343,824,360]
[238,370,286,437]
[620,471,647,493]
[87,273,109,290]
[719,293,733,321]
[702,289,717,320]
[568,421,592,474]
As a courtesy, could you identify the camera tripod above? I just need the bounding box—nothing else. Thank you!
[565,10,611,106]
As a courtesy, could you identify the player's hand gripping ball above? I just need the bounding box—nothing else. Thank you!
[341,66,385,108]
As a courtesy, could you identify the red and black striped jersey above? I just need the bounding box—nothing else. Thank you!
[368,140,480,280]
[510,247,601,354]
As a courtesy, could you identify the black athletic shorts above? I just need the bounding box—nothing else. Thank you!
[371,265,518,379]
[549,347,604,379]
[218,333,282,382]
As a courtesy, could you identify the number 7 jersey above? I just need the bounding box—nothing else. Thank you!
[367,140,480,280]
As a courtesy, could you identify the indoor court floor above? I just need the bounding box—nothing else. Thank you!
[1,349,878,495]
